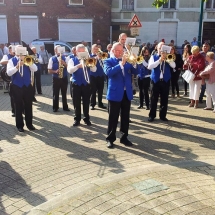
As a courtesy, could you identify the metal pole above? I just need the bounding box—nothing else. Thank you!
[198,0,204,46]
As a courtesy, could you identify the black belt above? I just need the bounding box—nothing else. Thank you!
[159,79,163,81]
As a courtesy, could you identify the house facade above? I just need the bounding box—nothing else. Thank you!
[0,0,112,47]
[111,0,215,47]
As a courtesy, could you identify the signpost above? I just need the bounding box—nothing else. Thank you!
[128,14,142,36]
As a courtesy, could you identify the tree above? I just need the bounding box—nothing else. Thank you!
[152,0,207,8]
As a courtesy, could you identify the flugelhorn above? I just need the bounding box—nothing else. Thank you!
[166,54,176,63]
[97,48,108,60]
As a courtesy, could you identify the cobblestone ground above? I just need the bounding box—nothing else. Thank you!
[0,78,215,215]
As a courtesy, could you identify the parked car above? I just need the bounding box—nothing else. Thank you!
[30,39,72,57]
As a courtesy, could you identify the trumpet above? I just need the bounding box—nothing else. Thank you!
[166,54,176,62]
[97,48,108,60]
[136,55,144,64]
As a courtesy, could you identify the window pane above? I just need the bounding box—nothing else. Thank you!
[22,0,36,3]
[170,0,176,8]
[0,0,4,4]
[213,0,215,8]
[163,2,169,8]
[206,0,212,8]
[69,0,83,5]
[122,0,134,10]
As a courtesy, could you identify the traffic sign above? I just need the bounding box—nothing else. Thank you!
[128,14,142,28]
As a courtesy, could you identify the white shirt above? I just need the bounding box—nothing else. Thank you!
[7,56,37,76]
[67,58,97,74]
[148,54,176,79]
[0,54,9,64]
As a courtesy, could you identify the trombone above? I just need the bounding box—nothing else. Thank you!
[97,48,108,60]
[166,54,176,63]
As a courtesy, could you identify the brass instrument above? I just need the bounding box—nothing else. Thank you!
[33,54,39,64]
[23,55,34,66]
[85,58,97,67]
[136,55,144,65]
[124,44,138,65]
[58,53,64,78]
[97,48,108,60]
[166,54,176,63]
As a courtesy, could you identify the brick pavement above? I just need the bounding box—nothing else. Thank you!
[0,77,215,215]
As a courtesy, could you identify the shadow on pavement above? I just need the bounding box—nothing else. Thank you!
[0,161,46,215]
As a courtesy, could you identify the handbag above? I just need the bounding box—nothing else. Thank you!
[182,69,195,83]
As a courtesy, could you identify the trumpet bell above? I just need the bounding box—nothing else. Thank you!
[136,55,144,64]
[23,56,34,66]
[166,54,176,62]
[86,58,97,67]
[127,55,136,65]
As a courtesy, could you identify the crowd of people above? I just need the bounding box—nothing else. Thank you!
[0,33,215,149]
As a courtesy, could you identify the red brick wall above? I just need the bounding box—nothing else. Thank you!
[0,0,112,47]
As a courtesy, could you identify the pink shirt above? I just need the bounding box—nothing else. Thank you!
[201,60,215,84]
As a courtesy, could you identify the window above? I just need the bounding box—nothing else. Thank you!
[0,0,4,4]
[206,0,215,9]
[163,0,176,9]
[69,0,83,5]
[21,0,36,4]
[122,0,134,10]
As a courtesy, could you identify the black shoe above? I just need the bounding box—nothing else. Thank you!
[106,140,113,148]
[98,104,107,109]
[84,120,92,126]
[53,109,58,112]
[160,117,169,122]
[27,125,36,131]
[129,119,132,123]
[137,105,143,109]
[120,139,133,146]
[146,106,150,110]
[38,92,42,95]
[148,117,154,122]
[91,106,95,110]
[12,113,15,117]
[33,97,37,102]
[17,128,24,132]
[73,121,80,126]
[63,108,70,111]
[199,100,203,104]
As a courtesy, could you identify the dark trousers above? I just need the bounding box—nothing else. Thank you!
[41,64,48,74]
[72,83,91,122]
[90,76,105,107]
[107,91,131,143]
[149,80,170,119]
[171,71,180,95]
[138,77,150,107]
[53,77,68,110]
[12,85,33,128]
[199,83,206,101]
[9,83,15,113]
[33,70,42,95]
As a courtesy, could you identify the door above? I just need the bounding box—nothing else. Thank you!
[19,16,39,44]
[0,15,8,43]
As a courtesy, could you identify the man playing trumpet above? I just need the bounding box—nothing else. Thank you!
[67,44,97,126]
[6,45,38,132]
[103,42,139,148]
[148,42,176,122]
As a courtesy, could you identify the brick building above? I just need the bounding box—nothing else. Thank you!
[0,0,112,47]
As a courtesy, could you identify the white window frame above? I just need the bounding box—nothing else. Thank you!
[0,0,4,4]
[69,0,83,5]
[21,0,36,4]
[206,0,215,9]
[122,0,134,10]
[163,0,176,9]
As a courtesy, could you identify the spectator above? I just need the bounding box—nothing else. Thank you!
[191,37,198,47]
[38,46,49,75]
[183,46,205,108]
[200,52,215,112]
[181,40,189,50]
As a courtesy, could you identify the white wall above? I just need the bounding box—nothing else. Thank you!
[177,22,199,46]
[136,22,159,44]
